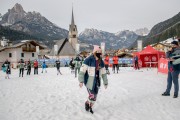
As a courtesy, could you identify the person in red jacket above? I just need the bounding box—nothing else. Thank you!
[34,59,38,75]
[104,54,110,74]
[113,54,119,73]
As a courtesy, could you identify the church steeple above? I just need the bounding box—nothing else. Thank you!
[69,6,78,50]
[71,8,75,26]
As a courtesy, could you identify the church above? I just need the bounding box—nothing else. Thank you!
[49,9,78,58]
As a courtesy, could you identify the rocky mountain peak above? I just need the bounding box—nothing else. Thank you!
[11,3,25,13]
[79,28,138,49]
[0,3,68,46]
[1,3,26,25]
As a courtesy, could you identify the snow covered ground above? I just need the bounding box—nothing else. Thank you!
[0,67,180,120]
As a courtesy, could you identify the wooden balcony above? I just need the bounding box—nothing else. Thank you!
[22,47,36,52]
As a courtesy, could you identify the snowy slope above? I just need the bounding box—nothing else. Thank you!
[0,67,180,120]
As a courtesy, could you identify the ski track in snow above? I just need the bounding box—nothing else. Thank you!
[0,67,180,120]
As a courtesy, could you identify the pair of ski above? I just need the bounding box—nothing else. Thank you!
[85,102,94,114]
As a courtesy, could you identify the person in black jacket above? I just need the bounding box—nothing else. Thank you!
[69,58,75,74]
[55,59,62,75]
[27,60,31,75]
[162,41,180,98]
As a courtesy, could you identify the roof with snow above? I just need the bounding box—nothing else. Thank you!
[0,40,46,52]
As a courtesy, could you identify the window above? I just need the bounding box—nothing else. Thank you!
[73,35,76,38]
[21,53,24,57]
[32,53,34,57]
[9,53,12,58]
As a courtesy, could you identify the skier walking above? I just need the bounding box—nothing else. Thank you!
[18,59,25,77]
[55,59,62,75]
[78,45,108,114]
[27,60,31,75]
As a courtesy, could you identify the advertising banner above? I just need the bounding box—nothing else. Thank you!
[158,58,168,74]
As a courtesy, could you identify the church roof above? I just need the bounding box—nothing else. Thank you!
[49,38,76,56]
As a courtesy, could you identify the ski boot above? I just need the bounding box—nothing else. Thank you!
[85,101,90,111]
[90,107,94,114]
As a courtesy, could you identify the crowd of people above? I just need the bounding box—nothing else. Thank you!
[1,59,47,78]
[1,40,180,114]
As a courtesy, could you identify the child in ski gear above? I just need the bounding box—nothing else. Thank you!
[41,61,47,73]
[162,41,180,98]
[78,45,108,113]
[55,59,62,75]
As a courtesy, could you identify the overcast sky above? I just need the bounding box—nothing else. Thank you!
[0,0,180,33]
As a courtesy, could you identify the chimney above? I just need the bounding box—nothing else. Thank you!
[1,37,8,47]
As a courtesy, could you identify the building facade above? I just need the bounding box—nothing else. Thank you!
[0,40,45,69]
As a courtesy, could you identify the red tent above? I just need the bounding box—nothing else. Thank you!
[133,45,165,67]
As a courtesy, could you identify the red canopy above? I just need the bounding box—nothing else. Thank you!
[138,45,165,55]
[133,45,165,67]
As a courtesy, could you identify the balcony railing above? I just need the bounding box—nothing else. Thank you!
[22,47,36,52]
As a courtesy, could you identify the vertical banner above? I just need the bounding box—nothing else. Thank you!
[101,42,105,55]
[54,45,58,56]
[137,40,142,51]
[36,46,39,55]
[76,43,80,54]
[158,58,168,74]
